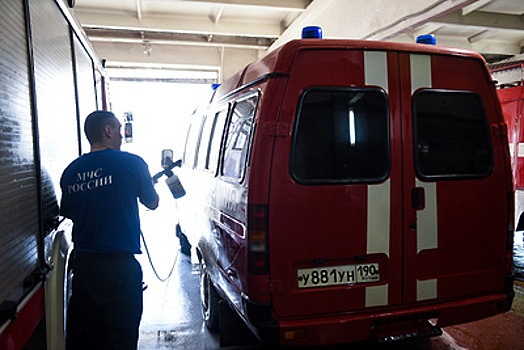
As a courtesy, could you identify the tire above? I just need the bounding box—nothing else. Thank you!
[200,265,220,331]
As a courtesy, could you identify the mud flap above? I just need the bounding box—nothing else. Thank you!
[218,300,259,347]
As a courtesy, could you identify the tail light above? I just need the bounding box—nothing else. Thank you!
[248,204,269,274]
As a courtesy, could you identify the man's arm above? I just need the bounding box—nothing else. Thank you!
[145,194,159,210]
[134,156,160,210]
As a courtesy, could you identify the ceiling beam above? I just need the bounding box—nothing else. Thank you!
[84,27,274,49]
[269,0,335,50]
[471,40,521,55]
[461,0,492,16]
[136,0,142,20]
[467,29,499,43]
[74,9,281,38]
[167,0,310,12]
[433,11,524,31]
[209,6,225,25]
[88,35,270,50]
[413,23,445,37]
[362,0,479,40]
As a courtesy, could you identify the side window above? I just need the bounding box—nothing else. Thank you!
[221,94,258,181]
[413,90,493,179]
[183,114,204,169]
[291,88,389,184]
[196,114,214,170]
[196,108,228,172]
[207,109,228,172]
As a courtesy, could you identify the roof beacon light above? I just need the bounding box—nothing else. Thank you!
[302,26,322,39]
[416,34,436,45]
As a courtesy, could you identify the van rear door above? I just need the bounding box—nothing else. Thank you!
[268,48,509,318]
[268,49,404,317]
[399,53,509,305]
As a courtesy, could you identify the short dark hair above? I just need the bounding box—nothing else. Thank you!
[84,110,118,144]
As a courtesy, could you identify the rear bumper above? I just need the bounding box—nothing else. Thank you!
[246,293,509,346]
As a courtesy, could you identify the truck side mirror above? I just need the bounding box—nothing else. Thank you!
[162,149,174,169]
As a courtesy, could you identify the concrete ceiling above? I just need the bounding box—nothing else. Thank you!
[69,0,524,81]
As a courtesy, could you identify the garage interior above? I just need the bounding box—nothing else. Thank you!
[65,1,524,349]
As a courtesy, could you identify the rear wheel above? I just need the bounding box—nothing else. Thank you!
[200,264,220,331]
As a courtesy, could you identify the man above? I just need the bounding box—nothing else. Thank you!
[60,110,159,349]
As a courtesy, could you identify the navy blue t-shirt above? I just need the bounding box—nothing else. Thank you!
[60,149,158,254]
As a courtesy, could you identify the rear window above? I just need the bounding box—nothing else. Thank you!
[291,88,389,184]
[413,90,493,180]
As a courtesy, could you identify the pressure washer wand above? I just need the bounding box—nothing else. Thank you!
[152,158,186,199]
[152,159,182,184]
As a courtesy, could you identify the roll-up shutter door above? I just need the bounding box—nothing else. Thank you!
[0,0,40,304]
[73,34,97,154]
[29,0,79,227]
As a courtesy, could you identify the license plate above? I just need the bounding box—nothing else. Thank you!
[297,263,380,288]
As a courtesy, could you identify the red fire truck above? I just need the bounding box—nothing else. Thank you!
[0,0,108,349]
[491,58,524,232]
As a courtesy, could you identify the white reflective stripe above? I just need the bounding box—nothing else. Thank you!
[410,54,432,93]
[417,278,437,301]
[366,284,389,307]
[367,179,391,257]
[510,143,515,158]
[416,179,438,253]
[411,54,437,303]
[364,51,388,92]
[518,143,524,157]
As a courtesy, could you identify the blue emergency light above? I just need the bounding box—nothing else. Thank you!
[416,34,436,45]
[302,26,322,39]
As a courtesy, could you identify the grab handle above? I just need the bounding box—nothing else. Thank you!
[411,187,426,210]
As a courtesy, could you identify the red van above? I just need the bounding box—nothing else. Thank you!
[175,36,514,346]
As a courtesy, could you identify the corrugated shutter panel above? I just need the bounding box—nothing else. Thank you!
[29,0,79,226]
[0,0,40,303]
[73,34,97,155]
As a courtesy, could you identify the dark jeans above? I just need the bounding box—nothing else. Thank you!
[66,251,143,350]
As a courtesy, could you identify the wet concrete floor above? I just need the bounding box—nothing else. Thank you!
[136,186,524,349]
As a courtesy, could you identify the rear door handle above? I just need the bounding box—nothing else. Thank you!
[412,187,425,210]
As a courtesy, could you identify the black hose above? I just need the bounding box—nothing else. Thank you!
[140,230,178,283]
